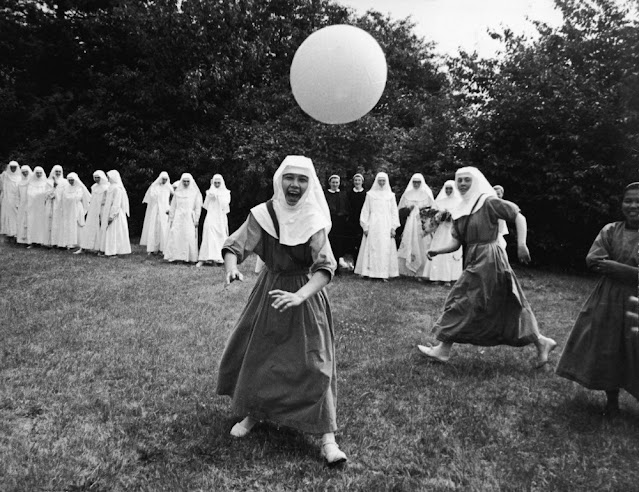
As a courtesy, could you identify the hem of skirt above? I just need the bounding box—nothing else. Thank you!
[436,332,535,347]
[224,400,337,434]
[555,369,626,392]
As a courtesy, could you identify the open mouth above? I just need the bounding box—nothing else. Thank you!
[286,191,301,202]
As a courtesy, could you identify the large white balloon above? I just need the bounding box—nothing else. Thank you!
[290,25,388,125]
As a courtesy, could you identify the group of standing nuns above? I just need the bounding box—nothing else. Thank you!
[327,171,464,283]
[0,162,131,256]
[140,172,231,267]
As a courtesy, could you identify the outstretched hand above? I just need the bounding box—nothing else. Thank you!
[269,289,304,312]
[225,269,244,285]
[426,250,438,261]
[517,244,531,264]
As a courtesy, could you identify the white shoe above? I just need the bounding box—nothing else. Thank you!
[321,442,347,466]
[230,417,256,438]
[195,261,203,268]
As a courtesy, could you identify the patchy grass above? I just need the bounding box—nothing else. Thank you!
[1,240,638,491]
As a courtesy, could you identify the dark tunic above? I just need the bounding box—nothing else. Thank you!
[346,188,366,257]
[325,190,349,259]
[556,222,639,399]
[432,196,540,346]
[217,212,339,433]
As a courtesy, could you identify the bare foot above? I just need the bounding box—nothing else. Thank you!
[535,336,557,368]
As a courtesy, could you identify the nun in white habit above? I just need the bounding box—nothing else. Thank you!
[16,165,33,244]
[46,165,68,247]
[164,173,202,263]
[197,174,230,266]
[428,180,463,284]
[100,170,131,256]
[354,172,401,280]
[397,173,436,278]
[140,171,173,254]
[60,172,91,250]
[78,170,109,253]
[25,167,51,246]
[0,161,22,238]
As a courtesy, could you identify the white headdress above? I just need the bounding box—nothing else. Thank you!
[143,171,173,203]
[65,172,91,204]
[451,167,497,219]
[19,165,33,184]
[6,160,22,183]
[91,170,110,193]
[398,173,434,208]
[205,174,231,213]
[106,170,130,217]
[367,172,395,199]
[251,155,331,246]
[29,166,49,186]
[174,172,201,197]
[435,179,462,211]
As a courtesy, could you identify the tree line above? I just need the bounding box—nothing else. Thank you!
[1,0,637,268]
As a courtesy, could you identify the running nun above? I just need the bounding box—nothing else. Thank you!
[217,155,347,466]
[418,167,556,367]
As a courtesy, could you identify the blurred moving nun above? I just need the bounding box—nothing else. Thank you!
[100,170,131,257]
[140,171,173,255]
[0,160,21,239]
[354,172,400,280]
[397,173,435,278]
[46,165,68,247]
[60,172,91,251]
[197,174,230,267]
[419,167,556,367]
[428,180,463,285]
[25,167,50,246]
[164,173,202,263]
[16,165,33,244]
[78,171,109,253]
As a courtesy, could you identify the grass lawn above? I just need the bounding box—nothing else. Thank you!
[1,240,638,491]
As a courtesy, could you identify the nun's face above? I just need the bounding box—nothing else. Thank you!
[456,175,472,195]
[94,175,100,183]
[213,180,221,188]
[68,177,75,185]
[353,176,363,188]
[160,177,168,185]
[182,177,190,187]
[36,170,43,178]
[9,164,18,172]
[445,185,453,196]
[494,186,504,199]
[377,176,387,187]
[622,189,639,226]
[329,177,340,191]
[22,170,29,177]
[54,169,62,178]
[412,179,421,189]
[282,173,309,206]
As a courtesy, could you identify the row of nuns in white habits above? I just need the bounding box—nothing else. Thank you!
[0,162,131,256]
[353,171,463,282]
[140,173,231,265]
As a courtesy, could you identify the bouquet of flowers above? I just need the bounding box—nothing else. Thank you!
[419,207,453,235]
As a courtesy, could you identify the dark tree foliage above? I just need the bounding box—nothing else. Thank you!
[448,0,639,267]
